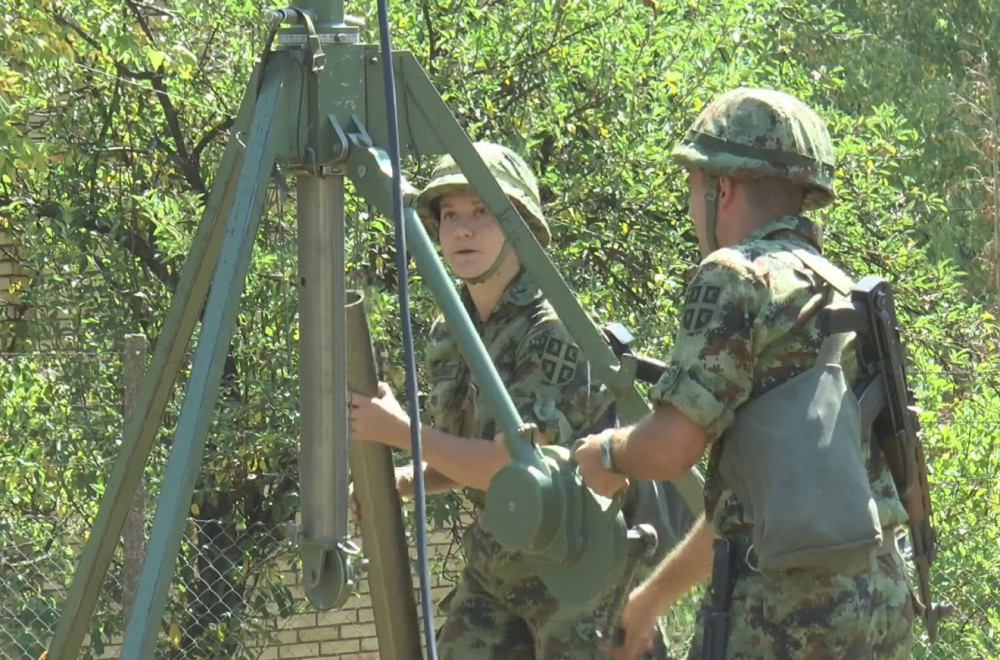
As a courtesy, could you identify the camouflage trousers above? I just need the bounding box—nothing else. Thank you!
[686,548,915,659]
[436,563,668,659]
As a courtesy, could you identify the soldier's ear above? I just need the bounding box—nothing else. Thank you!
[718,176,742,212]
[718,175,735,200]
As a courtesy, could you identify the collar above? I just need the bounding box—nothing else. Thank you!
[459,268,543,326]
[741,215,824,251]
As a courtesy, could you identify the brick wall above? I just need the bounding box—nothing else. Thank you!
[77,521,463,659]
[0,227,25,349]
[268,522,461,659]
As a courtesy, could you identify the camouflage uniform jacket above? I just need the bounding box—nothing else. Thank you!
[649,215,908,537]
[425,269,613,585]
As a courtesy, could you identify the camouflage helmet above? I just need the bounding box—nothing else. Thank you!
[415,142,550,247]
[671,87,836,209]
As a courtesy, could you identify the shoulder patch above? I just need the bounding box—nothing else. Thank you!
[540,335,579,385]
[682,284,722,331]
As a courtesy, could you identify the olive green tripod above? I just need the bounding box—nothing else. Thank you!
[48,3,703,658]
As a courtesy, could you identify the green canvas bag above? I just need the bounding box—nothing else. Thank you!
[718,330,882,576]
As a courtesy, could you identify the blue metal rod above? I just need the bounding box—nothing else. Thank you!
[373,1,437,656]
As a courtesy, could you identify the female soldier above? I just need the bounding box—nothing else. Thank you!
[349,142,665,659]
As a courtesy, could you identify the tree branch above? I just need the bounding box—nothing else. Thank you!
[35,201,180,292]
[90,249,151,335]
[192,117,235,163]
[420,0,439,73]
[124,0,207,197]
[88,79,123,207]
[124,0,156,43]
[49,12,157,80]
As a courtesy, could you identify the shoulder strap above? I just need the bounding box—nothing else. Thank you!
[816,332,851,367]
[792,248,853,296]
[791,248,856,369]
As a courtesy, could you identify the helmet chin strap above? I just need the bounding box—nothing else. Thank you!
[703,175,721,255]
[462,240,512,285]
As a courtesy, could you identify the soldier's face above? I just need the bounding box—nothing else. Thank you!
[438,189,512,279]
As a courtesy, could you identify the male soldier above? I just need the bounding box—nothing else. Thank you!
[574,88,915,659]
[350,142,668,658]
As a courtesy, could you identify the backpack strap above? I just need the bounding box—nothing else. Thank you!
[792,248,854,296]
[790,248,856,369]
[816,332,850,367]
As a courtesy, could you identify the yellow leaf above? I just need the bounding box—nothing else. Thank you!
[146,48,169,71]
[169,624,182,645]
[190,502,200,516]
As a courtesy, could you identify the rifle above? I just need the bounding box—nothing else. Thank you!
[603,322,669,385]
[700,537,741,660]
[822,275,951,642]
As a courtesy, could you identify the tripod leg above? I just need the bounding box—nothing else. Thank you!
[117,54,296,660]
[47,52,280,660]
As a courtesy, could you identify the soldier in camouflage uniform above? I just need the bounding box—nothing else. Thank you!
[575,88,915,659]
[349,141,667,658]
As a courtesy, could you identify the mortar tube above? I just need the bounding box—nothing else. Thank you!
[346,290,422,658]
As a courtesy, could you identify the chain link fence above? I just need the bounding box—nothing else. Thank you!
[0,508,458,659]
[0,514,297,659]
[1,348,998,659]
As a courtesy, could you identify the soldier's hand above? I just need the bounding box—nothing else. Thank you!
[348,479,362,522]
[574,431,629,498]
[394,465,415,498]
[608,584,660,660]
[349,382,411,449]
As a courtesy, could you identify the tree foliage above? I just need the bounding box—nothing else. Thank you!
[2,0,999,656]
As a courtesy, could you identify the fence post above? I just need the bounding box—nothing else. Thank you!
[122,334,149,624]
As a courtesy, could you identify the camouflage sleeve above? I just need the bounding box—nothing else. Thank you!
[649,255,764,442]
[509,320,594,447]
[423,316,470,437]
